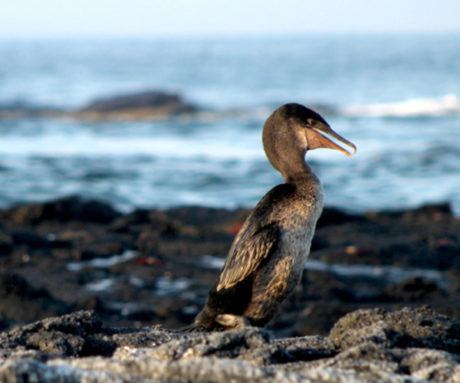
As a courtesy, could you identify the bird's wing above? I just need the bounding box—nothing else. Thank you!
[216,223,279,291]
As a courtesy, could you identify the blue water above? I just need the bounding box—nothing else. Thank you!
[0,35,459,213]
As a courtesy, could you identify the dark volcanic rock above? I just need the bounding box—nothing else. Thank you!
[10,230,53,248]
[0,91,198,121]
[371,202,453,221]
[2,196,120,225]
[329,306,460,353]
[0,198,458,380]
[77,90,197,119]
[0,230,12,255]
[293,302,354,336]
[381,277,442,302]
[0,308,459,382]
[166,206,249,228]
[317,206,364,227]
[0,198,459,340]
[0,273,70,328]
[0,310,113,357]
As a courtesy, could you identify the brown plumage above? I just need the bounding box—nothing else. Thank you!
[192,103,356,330]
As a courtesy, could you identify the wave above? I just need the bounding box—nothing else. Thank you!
[340,94,460,118]
[224,95,460,120]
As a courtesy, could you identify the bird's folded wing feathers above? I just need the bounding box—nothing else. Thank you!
[216,224,279,291]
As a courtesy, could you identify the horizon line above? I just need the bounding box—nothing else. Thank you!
[1,30,460,41]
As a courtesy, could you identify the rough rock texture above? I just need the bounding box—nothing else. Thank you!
[0,307,459,382]
[330,306,460,353]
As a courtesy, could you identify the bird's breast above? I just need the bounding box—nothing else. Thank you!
[277,193,323,262]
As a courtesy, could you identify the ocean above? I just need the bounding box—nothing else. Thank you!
[0,34,459,213]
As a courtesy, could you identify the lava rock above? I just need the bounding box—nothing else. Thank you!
[77,90,197,120]
[2,196,121,224]
[10,230,52,248]
[329,306,460,353]
[381,277,442,302]
[0,310,115,358]
[0,273,70,327]
[317,207,364,227]
[0,307,459,382]
[0,230,12,255]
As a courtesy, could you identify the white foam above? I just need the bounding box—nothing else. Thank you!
[342,94,460,117]
[67,250,138,271]
[155,276,191,296]
[305,260,449,289]
[201,255,225,269]
[200,256,449,289]
[85,278,114,292]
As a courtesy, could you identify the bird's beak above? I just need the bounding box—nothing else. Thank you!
[306,121,357,157]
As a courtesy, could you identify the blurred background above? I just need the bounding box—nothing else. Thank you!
[1,0,460,213]
[0,1,460,335]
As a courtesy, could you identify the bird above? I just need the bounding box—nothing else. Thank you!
[192,103,356,330]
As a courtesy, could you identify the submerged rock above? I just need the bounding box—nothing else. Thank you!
[0,307,459,382]
[0,101,65,119]
[0,90,198,121]
[76,90,197,120]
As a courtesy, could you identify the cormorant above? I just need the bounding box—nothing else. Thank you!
[193,103,356,330]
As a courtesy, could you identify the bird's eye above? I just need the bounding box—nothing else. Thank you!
[306,118,314,126]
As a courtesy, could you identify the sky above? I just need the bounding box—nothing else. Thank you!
[1,0,459,39]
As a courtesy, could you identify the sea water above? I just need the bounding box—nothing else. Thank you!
[0,34,459,213]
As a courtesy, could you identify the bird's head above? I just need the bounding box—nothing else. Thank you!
[262,103,356,178]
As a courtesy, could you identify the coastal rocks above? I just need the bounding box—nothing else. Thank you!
[0,90,198,121]
[1,196,121,225]
[0,310,113,358]
[0,197,460,338]
[329,306,460,353]
[77,91,196,118]
[76,90,197,120]
[0,273,70,331]
[0,230,12,255]
[0,307,459,382]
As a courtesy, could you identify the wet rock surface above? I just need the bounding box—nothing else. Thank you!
[0,308,459,382]
[0,196,459,336]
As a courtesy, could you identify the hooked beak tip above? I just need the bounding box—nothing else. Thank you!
[348,143,358,157]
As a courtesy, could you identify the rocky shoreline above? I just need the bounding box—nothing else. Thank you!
[0,307,459,382]
[1,196,459,334]
[0,197,459,381]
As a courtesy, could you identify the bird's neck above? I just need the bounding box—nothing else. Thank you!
[283,161,319,187]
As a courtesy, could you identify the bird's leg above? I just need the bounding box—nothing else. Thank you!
[215,314,250,329]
